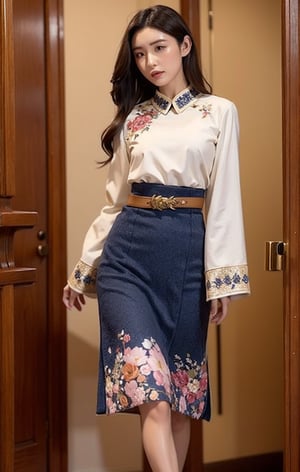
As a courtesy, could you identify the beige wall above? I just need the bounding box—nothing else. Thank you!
[64,2,179,471]
[201,0,283,463]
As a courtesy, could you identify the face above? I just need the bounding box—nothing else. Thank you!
[131,27,192,98]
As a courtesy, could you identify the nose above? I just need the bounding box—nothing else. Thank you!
[146,52,157,67]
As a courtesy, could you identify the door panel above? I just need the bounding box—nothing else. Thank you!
[1,0,67,470]
[12,0,48,469]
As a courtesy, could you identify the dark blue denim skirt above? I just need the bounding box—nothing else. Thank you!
[96,183,210,420]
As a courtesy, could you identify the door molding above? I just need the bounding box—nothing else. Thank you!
[45,0,68,470]
[282,1,300,470]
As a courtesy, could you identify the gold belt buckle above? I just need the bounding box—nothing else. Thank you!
[150,194,177,210]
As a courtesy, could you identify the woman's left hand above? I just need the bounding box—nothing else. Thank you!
[209,296,231,324]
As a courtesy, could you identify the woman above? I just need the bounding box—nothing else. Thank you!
[63,5,250,471]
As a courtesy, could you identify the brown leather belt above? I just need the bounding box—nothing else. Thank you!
[127,194,204,211]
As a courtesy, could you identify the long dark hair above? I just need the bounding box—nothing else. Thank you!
[101,4,211,164]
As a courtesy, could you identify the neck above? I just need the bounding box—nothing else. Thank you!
[158,80,189,99]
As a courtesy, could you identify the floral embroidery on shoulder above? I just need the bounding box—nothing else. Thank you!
[192,102,212,118]
[127,104,159,139]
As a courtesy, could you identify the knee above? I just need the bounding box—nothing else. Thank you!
[139,401,171,423]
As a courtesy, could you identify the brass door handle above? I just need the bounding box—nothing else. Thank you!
[37,229,48,256]
[265,241,287,271]
[37,244,49,257]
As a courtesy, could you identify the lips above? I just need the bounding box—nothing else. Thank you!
[151,70,164,79]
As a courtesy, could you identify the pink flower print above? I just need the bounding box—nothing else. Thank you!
[123,334,131,343]
[179,395,187,413]
[124,346,148,366]
[148,347,171,394]
[153,370,165,386]
[133,387,146,405]
[172,370,189,390]
[148,346,168,372]
[140,364,151,376]
[107,398,117,414]
[125,380,146,406]
[124,379,138,398]
[186,392,197,404]
[127,113,153,133]
[200,104,212,118]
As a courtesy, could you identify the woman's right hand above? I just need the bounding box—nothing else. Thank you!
[63,284,86,311]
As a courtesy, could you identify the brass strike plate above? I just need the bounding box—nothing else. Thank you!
[265,241,286,271]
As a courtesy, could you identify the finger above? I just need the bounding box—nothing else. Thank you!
[215,311,227,325]
[73,298,83,311]
[62,286,72,309]
[209,299,218,316]
[214,298,230,324]
[68,289,80,309]
[62,285,81,310]
[210,297,231,324]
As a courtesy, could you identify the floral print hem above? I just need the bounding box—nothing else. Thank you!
[104,331,208,419]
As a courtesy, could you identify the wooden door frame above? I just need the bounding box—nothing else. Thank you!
[45,0,68,470]
[181,1,300,471]
[282,1,300,471]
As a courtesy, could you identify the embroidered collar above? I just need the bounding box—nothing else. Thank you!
[151,87,199,114]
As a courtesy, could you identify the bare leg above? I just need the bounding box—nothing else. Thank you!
[171,411,191,471]
[139,401,179,472]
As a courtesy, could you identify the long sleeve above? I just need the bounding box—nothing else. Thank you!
[68,129,131,294]
[205,102,250,301]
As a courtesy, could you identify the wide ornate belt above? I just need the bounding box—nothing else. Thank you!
[127,194,204,211]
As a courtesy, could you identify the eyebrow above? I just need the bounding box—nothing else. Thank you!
[132,38,167,51]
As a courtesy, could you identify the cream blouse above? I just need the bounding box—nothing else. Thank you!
[68,87,250,301]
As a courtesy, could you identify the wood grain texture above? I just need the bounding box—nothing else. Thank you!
[0,0,15,196]
[282,1,300,471]
[0,285,14,472]
[45,0,68,469]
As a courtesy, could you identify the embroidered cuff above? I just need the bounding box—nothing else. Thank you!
[205,264,250,301]
[68,260,97,294]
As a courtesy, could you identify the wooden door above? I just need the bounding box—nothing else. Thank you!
[0,0,67,471]
[13,1,48,468]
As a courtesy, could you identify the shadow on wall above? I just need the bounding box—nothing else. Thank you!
[68,331,143,472]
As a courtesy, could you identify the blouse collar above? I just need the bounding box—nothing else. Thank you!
[151,87,199,115]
